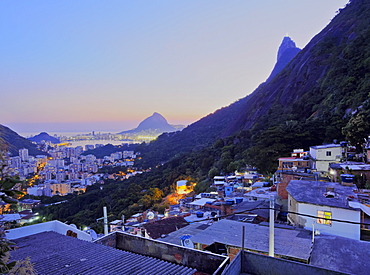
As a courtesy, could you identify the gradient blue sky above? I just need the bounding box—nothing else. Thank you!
[1,0,348,134]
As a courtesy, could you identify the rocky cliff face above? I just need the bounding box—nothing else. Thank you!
[223,0,370,137]
[277,36,298,61]
[266,36,301,82]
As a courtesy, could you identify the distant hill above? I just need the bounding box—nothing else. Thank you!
[0,124,44,156]
[28,132,60,144]
[82,143,136,158]
[119,112,178,134]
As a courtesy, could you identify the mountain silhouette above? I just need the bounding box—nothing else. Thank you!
[28,132,60,144]
[119,112,176,134]
[266,36,301,82]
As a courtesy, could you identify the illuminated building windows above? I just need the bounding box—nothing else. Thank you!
[317,210,332,226]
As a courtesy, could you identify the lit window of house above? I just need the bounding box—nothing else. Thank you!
[317,210,332,226]
[283,162,293,168]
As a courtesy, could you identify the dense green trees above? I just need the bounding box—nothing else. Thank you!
[342,101,370,150]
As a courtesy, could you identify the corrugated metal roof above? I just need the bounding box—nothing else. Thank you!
[10,231,197,275]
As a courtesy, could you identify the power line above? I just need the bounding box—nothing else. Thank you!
[122,206,370,227]
[234,207,370,226]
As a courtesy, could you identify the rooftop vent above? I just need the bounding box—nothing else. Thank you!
[326,186,335,192]
[325,191,336,198]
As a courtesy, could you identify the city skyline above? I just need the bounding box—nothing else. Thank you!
[1,1,348,134]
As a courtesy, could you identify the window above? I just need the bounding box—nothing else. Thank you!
[282,162,293,168]
[317,210,332,226]
[326,151,332,156]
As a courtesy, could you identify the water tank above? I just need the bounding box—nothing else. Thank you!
[340,141,348,147]
[235,197,243,204]
[341,174,355,184]
[196,212,204,218]
[226,199,235,205]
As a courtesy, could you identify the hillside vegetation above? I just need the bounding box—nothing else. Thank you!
[0,125,42,156]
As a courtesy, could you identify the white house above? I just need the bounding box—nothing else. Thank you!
[286,180,361,240]
[309,144,342,172]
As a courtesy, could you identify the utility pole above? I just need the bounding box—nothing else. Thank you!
[269,195,275,257]
[103,206,108,235]
[241,226,245,271]
[96,206,109,235]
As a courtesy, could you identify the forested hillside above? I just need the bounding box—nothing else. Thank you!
[0,125,42,156]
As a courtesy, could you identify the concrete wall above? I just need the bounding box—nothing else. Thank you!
[278,174,295,199]
[96,231,229,275]
[95,231,116,248]
[310,147,342,172]
[221,250,241,275]
[6,220,92,241]
[222,251,347,275]
[287,196,299,225]
[298,202,360,240]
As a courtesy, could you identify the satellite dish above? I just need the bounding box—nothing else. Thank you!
[147,212,155,220]
[180,235,194,248]
[87,229,98,240]
[69,224,77,229]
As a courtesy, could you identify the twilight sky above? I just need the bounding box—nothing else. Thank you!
[1,0,348,134]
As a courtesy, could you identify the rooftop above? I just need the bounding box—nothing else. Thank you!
[286,180,360,210]
[187,198,216,206]
[278,157,308,161]
[160,222,211,246]
[143,216,188,239]
[190,219,312,261]
[329,161,370,171]
[310,143,341,149]
[244,187,276,200]
[232,200,279,220]
[10,231,197,275]
[310,235,370,274]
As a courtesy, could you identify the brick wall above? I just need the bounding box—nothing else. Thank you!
[277,174,295,199]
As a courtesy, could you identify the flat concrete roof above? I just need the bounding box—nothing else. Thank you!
[190,219,312,261]
[286,180,360,210]
[160,222,211,246]
[330,162,370,171]
[311,235,370,274]
[310,144,341,149]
